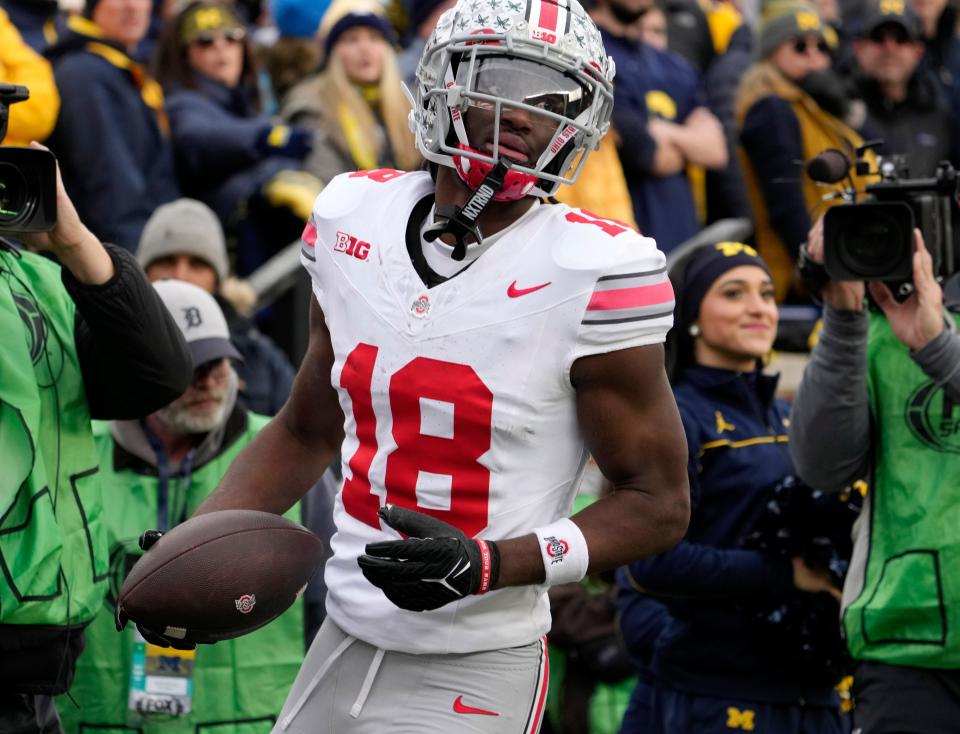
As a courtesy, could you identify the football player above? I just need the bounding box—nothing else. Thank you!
[193,0,690,730]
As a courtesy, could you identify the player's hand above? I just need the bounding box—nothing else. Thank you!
[868,229,944,350]
[114,606,198,650]
[357,505,500,612]
[113,529,199,650]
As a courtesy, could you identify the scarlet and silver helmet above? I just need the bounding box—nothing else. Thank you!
[408,0,616,200]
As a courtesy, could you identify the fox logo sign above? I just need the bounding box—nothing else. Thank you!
[333,231,371,261]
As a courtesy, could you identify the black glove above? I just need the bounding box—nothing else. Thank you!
[255,124,313,160]
[113,529,198,650]
[357,505,500,612]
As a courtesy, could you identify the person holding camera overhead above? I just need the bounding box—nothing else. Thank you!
[791,216,960,733]
[0,143,191,734]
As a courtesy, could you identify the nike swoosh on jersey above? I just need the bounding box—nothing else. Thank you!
[453,696,500,716]
[508,280,552,298]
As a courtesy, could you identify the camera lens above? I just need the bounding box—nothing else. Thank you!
[836,210,910,278]
[0,162,28,224]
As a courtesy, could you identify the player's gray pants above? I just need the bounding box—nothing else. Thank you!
[272,617,549,733]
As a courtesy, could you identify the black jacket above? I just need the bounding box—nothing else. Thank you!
[854,69,955,176]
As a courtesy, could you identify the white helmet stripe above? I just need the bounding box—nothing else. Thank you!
[445,64,470,148]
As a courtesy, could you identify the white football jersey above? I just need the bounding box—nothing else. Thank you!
[300,169,673,654]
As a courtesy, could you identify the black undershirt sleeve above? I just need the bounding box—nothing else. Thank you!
[65,244,193,420]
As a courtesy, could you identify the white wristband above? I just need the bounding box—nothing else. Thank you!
[532,518,589,587]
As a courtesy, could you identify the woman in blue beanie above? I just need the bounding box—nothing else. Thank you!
[279,0,420,177]
[616,242,853,734]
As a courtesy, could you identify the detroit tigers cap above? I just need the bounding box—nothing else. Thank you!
[153,280,243,368]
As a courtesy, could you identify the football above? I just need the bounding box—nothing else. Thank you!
[118,509,324,644]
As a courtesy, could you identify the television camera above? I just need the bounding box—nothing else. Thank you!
[806,144,958,291]
[0,82,57,233]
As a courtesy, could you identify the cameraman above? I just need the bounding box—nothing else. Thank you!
[791,218,960,733]
[0,146,192,734]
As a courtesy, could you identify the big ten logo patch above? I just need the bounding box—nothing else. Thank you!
[907,381,960,452]
[726,707,756,731]
[333,231,371,261]
[531,27,558,43]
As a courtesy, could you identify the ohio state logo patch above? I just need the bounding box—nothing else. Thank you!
[410,294,431,318]
[544,536,569,564]
[235,594,257,614]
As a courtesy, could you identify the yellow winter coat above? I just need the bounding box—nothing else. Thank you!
[555,131,639,230]
[0,7,60,146]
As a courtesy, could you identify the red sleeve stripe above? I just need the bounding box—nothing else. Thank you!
[302,220,317,248]
[586,280,674,311]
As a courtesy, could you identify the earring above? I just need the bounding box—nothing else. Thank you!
[688,324,700,337]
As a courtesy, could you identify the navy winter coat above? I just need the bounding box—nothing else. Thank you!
[617,366,838,706]
[165,73,302,224]
[46,18,180,252]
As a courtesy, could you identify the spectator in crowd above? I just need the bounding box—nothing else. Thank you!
[0,5,59,145]
[735,1,873,302]
[262,0,330,100]
[662,0,715,72]
[701,14,754,222]
[45,0,181,253]
[397,0,455,86]
[907,0,960,114]
[853,0,955,174]
[57,280,305,734]
[0,0,61,53]
[280,0,421,180]
[0,147,191,734]
[137,198,296,416]
[592,0,727,253]
[136,201,342,645]
[791,219,960,732]
[617,241,847,734]
[639,2,669,50]
[153,1,322,275]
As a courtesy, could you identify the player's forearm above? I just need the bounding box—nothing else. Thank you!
[493,484,689,589]
[574,484,689,571]
[195,414,340,517]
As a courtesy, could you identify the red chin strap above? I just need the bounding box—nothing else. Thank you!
[453,144,538,201]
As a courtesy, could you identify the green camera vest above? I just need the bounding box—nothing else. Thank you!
[58,413,306,734]
[0,248,106,628]
[843,312,960,668]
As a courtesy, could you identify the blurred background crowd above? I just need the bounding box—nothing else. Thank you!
[2,0,959,729]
